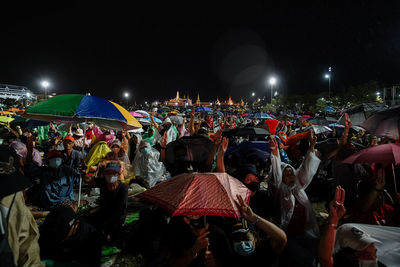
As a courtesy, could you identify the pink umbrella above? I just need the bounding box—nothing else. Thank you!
[136,173,251,218]
[130,111,144,118]
[342,144,400,165]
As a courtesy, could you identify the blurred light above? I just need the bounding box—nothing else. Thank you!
[328,67,332,72]
[41,81,49,88]
[26,93,31,97]
[376,92,380,96]
[124,92,129,98]
[145,101,148,105]
[325,74,330,79]
[251,92,255,96]
[274,91,278,96]
[269,77,276,85]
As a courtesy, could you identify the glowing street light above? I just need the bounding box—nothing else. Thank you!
[123,92,130,108]
[269,77,277,104]
[325,66,332,98]
[41,80,50,99]
[251,92,255,97]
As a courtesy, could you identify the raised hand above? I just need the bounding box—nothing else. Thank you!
[161,131,168,148]
[309,129,317,151]
[344,113,352,129]
[269,135,279,156]
[219,137,229,154]
[328,186,346,224]
[236,194,256,223]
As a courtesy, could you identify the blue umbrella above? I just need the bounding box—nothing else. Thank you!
[250,113,271,119]
[195,107,212,112]
[324,106,335,112]
[147,117,162,124]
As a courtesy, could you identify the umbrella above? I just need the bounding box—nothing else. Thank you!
[137,118,151,126]
[134,110,150,118]
[169,115,184,125]
[304,125,332,134]
[343,144,400,192]
[224,127,269,137]
[361,105,400,140]
[136,172,251,218]
[0,116,14,124]
[24,94,141,130]
[324,106,335,112]
[195,107,212,112]
[130,111,144,118]
[165,136,214,165]
[339,102,387,126]
[239,114,249,117]
[148,116,162,124]
[250,113,271,119]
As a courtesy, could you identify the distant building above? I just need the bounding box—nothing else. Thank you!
[382,85,400,106]
[167,91,193,107]
[0,84,36,101]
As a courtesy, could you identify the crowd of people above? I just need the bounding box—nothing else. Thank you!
[0,106,399,267]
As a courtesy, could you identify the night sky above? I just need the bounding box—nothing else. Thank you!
[1,2,400,103]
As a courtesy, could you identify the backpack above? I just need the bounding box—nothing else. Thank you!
[0,193,17,267]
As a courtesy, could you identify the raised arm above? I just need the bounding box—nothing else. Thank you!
[236,194,287,253]
[150,114,161,132]
[216,137,228,173]
[318,186,346,267]
[206,129,222,171]
[160,131,167,163]
[296,130,321,189]
[189,109,195,136]
[270,135,283,187]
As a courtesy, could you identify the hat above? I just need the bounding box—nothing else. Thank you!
[242,164,259,180]
[336,224,381,251]
[0,146,32,198]
[111,139,121,147]
[230,218,254,236]
[74,129,84,137]
[163,117,172,124]
[46,150,63,160]
[39,205,77,242]
[64,135,75,142]
[104,162,121,173]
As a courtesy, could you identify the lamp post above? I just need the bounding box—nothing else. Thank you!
[41,81,49,99]
[124,92,130,108]
[269,77,276,105]
[325,66,332,99]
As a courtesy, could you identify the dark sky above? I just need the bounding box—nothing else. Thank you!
[1,2,400,103]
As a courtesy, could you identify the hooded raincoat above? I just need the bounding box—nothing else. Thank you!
[271,149,321,237]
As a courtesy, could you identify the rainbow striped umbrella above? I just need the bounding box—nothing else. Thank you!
[24,94,141,129]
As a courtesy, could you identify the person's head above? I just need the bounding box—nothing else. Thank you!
[73,128,84,140]
[162,118,172,130]
[242,164,260,192]
[230,218,256,257]
[63,136,75,151]
[103,162,121,185]
[111,139,122,154]
[197,127,208,137]
[337,225,379,262]
[39,205,78,244]
[370,136,377,146]
[282,165,296,188]
[138,140,151,156]
[183,215,207,235]
[46,150,64,169]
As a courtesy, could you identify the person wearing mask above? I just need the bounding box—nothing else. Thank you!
[72,128,91,151]
[62,135,83,170]
[85,162,128,242]
[105,139,130,166]
[227,195,287,266]
[39,205,101,266]
[270,130,321,267]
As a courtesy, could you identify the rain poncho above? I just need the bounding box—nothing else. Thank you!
[92,125,115,147]
[334,223,400,267]
[271,149,321,237]
[133,141,166,188]
[10,141,42,166]
[84,141,111,173]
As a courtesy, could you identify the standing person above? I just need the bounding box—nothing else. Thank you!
[270,130,321,267]
[0,146,45,267]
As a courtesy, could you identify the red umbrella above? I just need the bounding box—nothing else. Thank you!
[136,173,251,218]
[239,114,249,117]
[342,144,400,165]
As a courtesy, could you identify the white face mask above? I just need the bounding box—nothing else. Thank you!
[105,174,118,183]
[358,259,378,267]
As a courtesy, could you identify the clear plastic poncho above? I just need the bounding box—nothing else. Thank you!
[133,141,166,188]
[271,150,321,237]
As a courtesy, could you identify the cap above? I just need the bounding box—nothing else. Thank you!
[74,129,84,137]
[0,146,32,198]
[111,139,121,147]
[104,162,121,173]
[230,218,254,236]
[39,205,77,242]
[336,224,381,251]
[64,135,75,142]
[46,150,63,160]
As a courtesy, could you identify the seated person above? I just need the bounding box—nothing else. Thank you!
[227,195,287,267]
[105,139,130,166]
[39,205,101,266]
[85,162,128,242]
[25,149,82,210]
[62,135,83,170]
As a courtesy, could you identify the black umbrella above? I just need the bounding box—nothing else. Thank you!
[223,127,269,137]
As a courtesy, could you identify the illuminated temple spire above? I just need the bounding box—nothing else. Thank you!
[196,93,201,106]
[176,91,180,100]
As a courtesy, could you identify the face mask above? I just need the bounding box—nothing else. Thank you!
[105,175,118,183]
[233,241,255,257]
[358,259,378,267]
[141,147,150,155]
[23,132,29,137]
[49,157,63,169]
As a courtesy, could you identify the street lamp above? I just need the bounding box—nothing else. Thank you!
[123,92,130,108]
[325,66,332,99]
[251,92,255,97]
[269,77,276,104]
[41,81,50,99]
